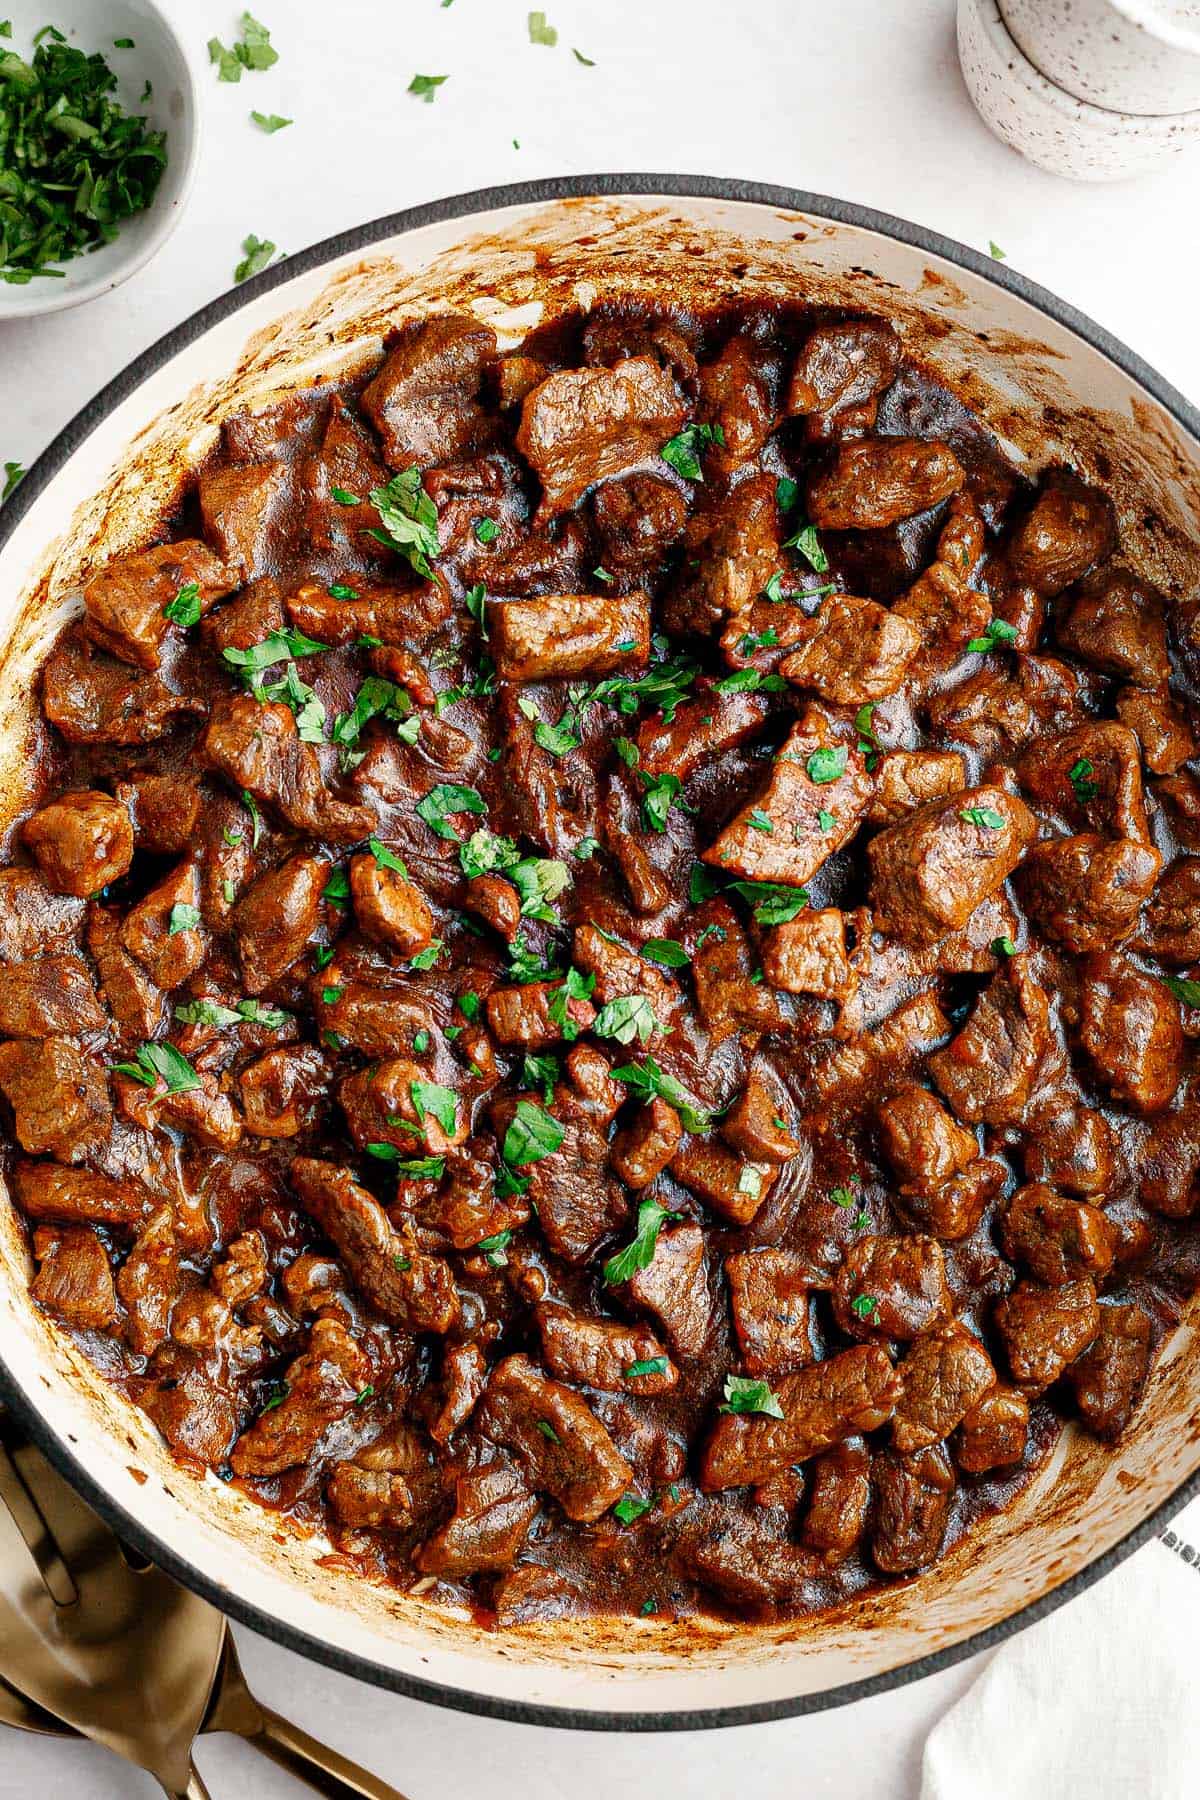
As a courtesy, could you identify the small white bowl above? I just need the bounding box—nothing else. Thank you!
[959,0,1200,178]
[1000,0,1200,116]
[0,0,200,319]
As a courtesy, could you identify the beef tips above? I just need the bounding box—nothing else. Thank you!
[866,749,966,826]
[700,1345,902,1489]
[1000,1183,1118,1287]
[291,1156,458,1332]
[878,1085,977,1191]
[1116,685,1195,775]
[361,314,496,468]
[671,1139,775,1225]
[115,771,203,856]
[515,357,687,518]
[891,1322,995,1452]
[1138,857,1200,965]
[117,1205,180,1356]
[628,1221,714,1359]
[761,908,854,999]
[342,1056,465,1156]
[239,1046,327,1138]
[285,576,451,647]
[42,627,203,746]
[31,1226,116,1329]
[87,905,165,1048]
[870,1443,954,1573]
[535,1301,677,1393]
[929,956,1053,1127]
[681,1512,820,1614]
[780,593,921,703]
[14,1159,154,1229]
[698,332,778,469]
[1017,721,1150,847]
[891,562,992,680]
[788,318,901,431]
[593,473,688,578]
[1066,1303,1152,1438]
[327,1465,413,1531]
[1017,834,1160,955]
[0,868,85,961]
[120,858,208,991]
[83,539,237,670]
[485,979,596,1049]
[994,1278,1100,1392]
[635,685,771,782]
[22,790,133,897]
[867,785,1036,948]
[233,854,325,994]
[0,1036,110,1161]
[704,715,874,887]
[1022,1106,1115,1198]
[610,1097,683,1189]
[1057,563,1170,687]
[488,591,650,681]
[726,1250,814,1374]
[673,472,782,634]
[807,438,964,530]
[479,1354,632,1521]
[0,954,106,1040]
[832,1234,952,1341]
[801,1438,871,1561]
[349,852,434,955]
[197,462,285,578]
[511,1111,626,1262]
[1007,468,1115,596]
[231,1316,371,1476]
[956,1384,1030,1473]
[689,897,784,1041]
[1079,951,1183,1115]
[202,695,375,843]
[415,1462,538,1575]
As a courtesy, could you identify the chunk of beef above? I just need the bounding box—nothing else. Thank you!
[510,1110,625,1262]
[327,1465,413,1531]
[636,686,770,783]
[536,1301,677,1394]
[1007,469,1116,596]
[572,921,682,1022]
[1117,685,1195,776]
[291,1156,459,1332]
[485,979,596,1049]
[311,980,431,1058]
[342,1057,465,1156]
[1000,1183,1118,1286]
[141,1347,240,1466]
[201,577,286,656]
[1066,1303,1152,1438]
[42,627,203,745]
[671,1139,775,1224]
[698,333,777,469]
[239,1046,327,1138]
[807,437,964,530]
[779,593,921,704]
[1057,563,1169,687]
[115,771,203,856]
[700,1344,902,1489]
[1018,834,1160,956]
[87,905,165,1048]
[299,396,390,557]
[231,1316,371,1476]
[489,591,650,681]
[83,539,237,670]
[211,1230,269,1307]
[869,785,1035,949]
[1022,1106,1115,1198]
[419,1146,527,1253]
[31,1226,116,1329]
[929,956,1052,1127]
[233,854,325,994]
[891,1322,995,1452]
[22,790,132,898]
[956,1384,1030,1472]
[627,1221,714,1360]
[937,493,986,578]
[0,954,105,1040]
[116,1067,242,1152]
[349,852,434,955]
[611,1098,684,1189]
[722,1073,798,1165]
[0,1036,110,1161]
[927,655,1085,763]
[120,859,208,991]
[582,315,699,388]
[429,1341,488,1444]
[416,1462,539,1575]
[761,909,854,999]
[681,1512,820,1614]
[202,695,375,843]
[117,1205,179,1356]
[361,314,496,468]
[285,575,451,647]
[516,357,686,518]
[726,1249,814,1374]
[877,1085,977,1190]
[463,873,521,941]
[788,318,901,434]
[801,1438,870,1562]
[832,1234,952,1341]
[0,868,85,961]
[592,473,687,577]
[1017,721,1150,847]
[1137,858,1200,965]
[704,715,874,888]
[690,898,784,1041]
[994,1277,1100,1392]
[479,1354,632,1522]
[870,1443,954,1573]
[15,1160,153,1231]
[866,749,966,827]
[891,562,992,680]
[1078,950,1183,1115]
[197,462,285,578]
[899,1155,1007,1243]
[669,472,782,634]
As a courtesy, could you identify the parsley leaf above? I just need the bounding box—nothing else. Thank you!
[613,1491,653,1524]
[251,110,291,132]
[416,783,486,842]
[592,994,658,1046]
[162,581,201,627]
[641,938,689,968]
[167,903,200,936]
[603,1196,673,1285]
[368,468,440,578]
[572,47,595,65]
[410,1079,458,1138]
[966,617,1018,654]
[625,1356,669,1380]
[1069,758,1099,803]
[528,10,558,45]
[610,1056,711,1133]
[503,1098,564,1166]
[1163,975,1200,1007]
[521,1052,560,1104]
[783,522,828,572]
[408,73,448,102]
[546,966,596,1040]
[718,1373,784,1419]
[959,806,1006,830]
[112,1042,200,1094]
[727,879,809,925]
[659,421,724,481]
[850,1293,879,1320]
[806,745,847,785]
[2,462,24,502]
[234,233,279,283]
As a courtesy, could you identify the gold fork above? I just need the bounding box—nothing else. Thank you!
[0,1428,411,1799]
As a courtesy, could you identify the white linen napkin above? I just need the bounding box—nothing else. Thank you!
[920,1496,1200,1800]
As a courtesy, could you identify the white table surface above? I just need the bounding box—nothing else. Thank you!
[0,0,1196,1793]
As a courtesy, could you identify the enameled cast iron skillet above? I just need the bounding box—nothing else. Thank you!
[1,176,1199,1731]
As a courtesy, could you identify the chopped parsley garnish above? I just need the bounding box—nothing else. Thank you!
[572,47,595,65]
[222,628,325,675]
[603,1196,674,1285]
[332,676,415,758]
[1162,975,1200,1006]
[966,617,1018,654]
[111,1042,200,1094]
[547,966,596,1040]
[776,475,799,513]
[503,1098,564,1166]
[0,34,168,283]
[251,110,291,132]
[368,468,440,578]
[747,808,774,834]
[473,516,499,544]
[163,581,201,627]
[322,868,349,904]
[368,836,407,874]
[261,1382,289,1412]
[992,935,1017,957]
[625,1356,669,1380]
[989,240,1006,261]
[408,940,443,972]
[2,462,24,501]
[719,1373,784,1419]
[209,13,278,80]
[659,421,724,482]
[615,737,690,833]
[592,993,658,1046]
[782,522,828,573]
[817,809,836,832]
[594,565,614,585]
[850,1294,880,1320]
[613,1492,653,1524]
[355,1386,374,1405]
[234,234,279,284]
[416,782,486,842]
[477,1228,513,1268]
[240,790,264,849]
[610,1056,711,1133]
[1069,757,1099,803]
[712,668,786,695]
[409,1079,457,1139]
[689,863,721,904]
[167,903,200,936]
[574,835,600,861]
[330,486,361,506]
[806,745,847,785]
[960,806,1006,830]
[408,73,447,102]
[521,1052,560,1104]
[535,1419,560,1443]
[641,938,689,968]
[727,879,809,925]
[528,10,558,45]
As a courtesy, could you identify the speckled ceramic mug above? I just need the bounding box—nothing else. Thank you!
[1000,0,1200,115]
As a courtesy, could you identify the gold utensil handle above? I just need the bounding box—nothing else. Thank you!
[164,1767,214,1800]
[245,1706,412,1800]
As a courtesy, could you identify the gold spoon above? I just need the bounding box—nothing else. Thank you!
[0,1430,411,1799]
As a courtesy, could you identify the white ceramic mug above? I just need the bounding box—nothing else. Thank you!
[1000,0,1200,114]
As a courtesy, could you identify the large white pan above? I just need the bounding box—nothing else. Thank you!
[1,177,1199,1731]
